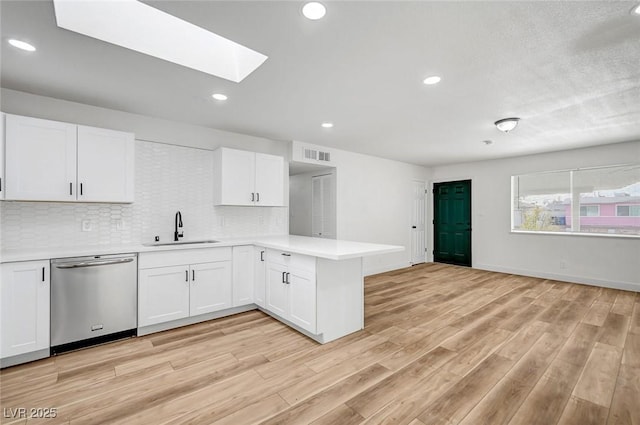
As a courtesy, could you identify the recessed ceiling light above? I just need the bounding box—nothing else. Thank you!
[302,2,326,20]
[212,93,228,101]
[495,117,520,133]
[8,39,36,52]
[483,140,493,145]
[321,122,333,128]
[423,76,441,85]
[52,0,267,82]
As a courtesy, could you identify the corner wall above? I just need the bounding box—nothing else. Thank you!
[429,141,640,291]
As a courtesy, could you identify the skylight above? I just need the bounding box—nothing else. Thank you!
[52,0,268,83]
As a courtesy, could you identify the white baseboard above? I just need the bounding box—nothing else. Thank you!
[475,263,640,293]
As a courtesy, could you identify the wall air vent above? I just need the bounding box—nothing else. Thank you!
[304,148,318,160]
[319,151,330,162]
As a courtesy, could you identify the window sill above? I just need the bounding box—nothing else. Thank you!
[510,230,640,239]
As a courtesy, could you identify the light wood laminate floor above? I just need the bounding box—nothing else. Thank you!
[1,263,639,425]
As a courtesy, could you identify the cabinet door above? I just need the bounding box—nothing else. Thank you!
[254,246,266,307]
[254,153,284,206]
[77,126,135,203]
[266,263,288,318]
[5,114,76,201]
[215,148,255,206]
[288,266,317,333]
[232,246,254,307]
[190,261,232,316]
[138,266,190,327]
[0,261,50,359]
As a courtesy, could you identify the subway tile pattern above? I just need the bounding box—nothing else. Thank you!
[0,141,287,251]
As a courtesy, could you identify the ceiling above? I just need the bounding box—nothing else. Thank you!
[1,1,639,167]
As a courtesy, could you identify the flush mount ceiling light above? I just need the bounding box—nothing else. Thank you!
[423,76,441,85]
[494,117,520,133]
[8,39,36,52]
[52,0,267,83]
[321,122,334,128]
[632,3,640,14]
[302,2,327,20]
[212,93,228,101]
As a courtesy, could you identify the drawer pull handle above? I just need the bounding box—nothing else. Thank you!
[281,253,291,257]
[285,272,290,284]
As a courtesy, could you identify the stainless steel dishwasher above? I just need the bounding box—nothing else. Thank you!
[51,253,137,354]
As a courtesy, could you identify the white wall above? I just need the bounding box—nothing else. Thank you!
[429,141,640,291]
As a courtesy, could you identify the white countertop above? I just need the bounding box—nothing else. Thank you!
[0,235,404,263]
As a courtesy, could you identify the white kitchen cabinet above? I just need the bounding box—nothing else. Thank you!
[138,248,233,328]
[254,153,285,206]
[77,125,134,202]
[0,260,50,360]
[191,261,232,315]
[213,147,284,206]
[266,263,289,317]
[138,265,190,327]
[265,250,317,333]
[288,267,316,331]
[232,245,254,307]
[254,246,266,307]
[5,114,77,201]
[4,114,134,203]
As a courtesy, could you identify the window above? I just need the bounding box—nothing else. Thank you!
[617,205,640,216]
[512,164,640,236]
[580,206,599,216]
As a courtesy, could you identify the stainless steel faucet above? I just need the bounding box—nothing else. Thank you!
[174,211,184,241]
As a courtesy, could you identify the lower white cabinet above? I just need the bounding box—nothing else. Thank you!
[138,266,190,326]
[254,246,266,307]
[232,245,254,307]
[190,262,233,316]
[138,248,232,328]
[0,260,50,359]
[265,250,316,333]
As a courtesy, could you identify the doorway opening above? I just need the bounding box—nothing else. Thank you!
[433,180,472,267]
[289,163,336,239]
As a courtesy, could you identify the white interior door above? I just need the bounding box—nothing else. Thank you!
[411,180,426,264]
[312,173,336,239]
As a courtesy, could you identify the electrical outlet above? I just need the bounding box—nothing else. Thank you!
[81,220,92,232]
[116,219,125,230]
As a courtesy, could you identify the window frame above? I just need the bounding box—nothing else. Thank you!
[511,164,640,239]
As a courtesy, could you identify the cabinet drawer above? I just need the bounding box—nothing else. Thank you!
[266,249,316,272]
[139,247,232,269]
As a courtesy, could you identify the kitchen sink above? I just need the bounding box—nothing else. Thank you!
[143,239,220,247]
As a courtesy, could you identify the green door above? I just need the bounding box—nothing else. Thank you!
[433,180,471,267]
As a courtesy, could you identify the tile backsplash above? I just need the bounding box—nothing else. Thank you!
[0,140,287,251]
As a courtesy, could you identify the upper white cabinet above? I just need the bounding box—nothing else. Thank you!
[77,125,135,202]
[5,114,77,202]
[4,114,134,203]
[1,260,50,360]
[213,147,284,206]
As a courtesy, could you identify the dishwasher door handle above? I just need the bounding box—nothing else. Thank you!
[55,258,135,269]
